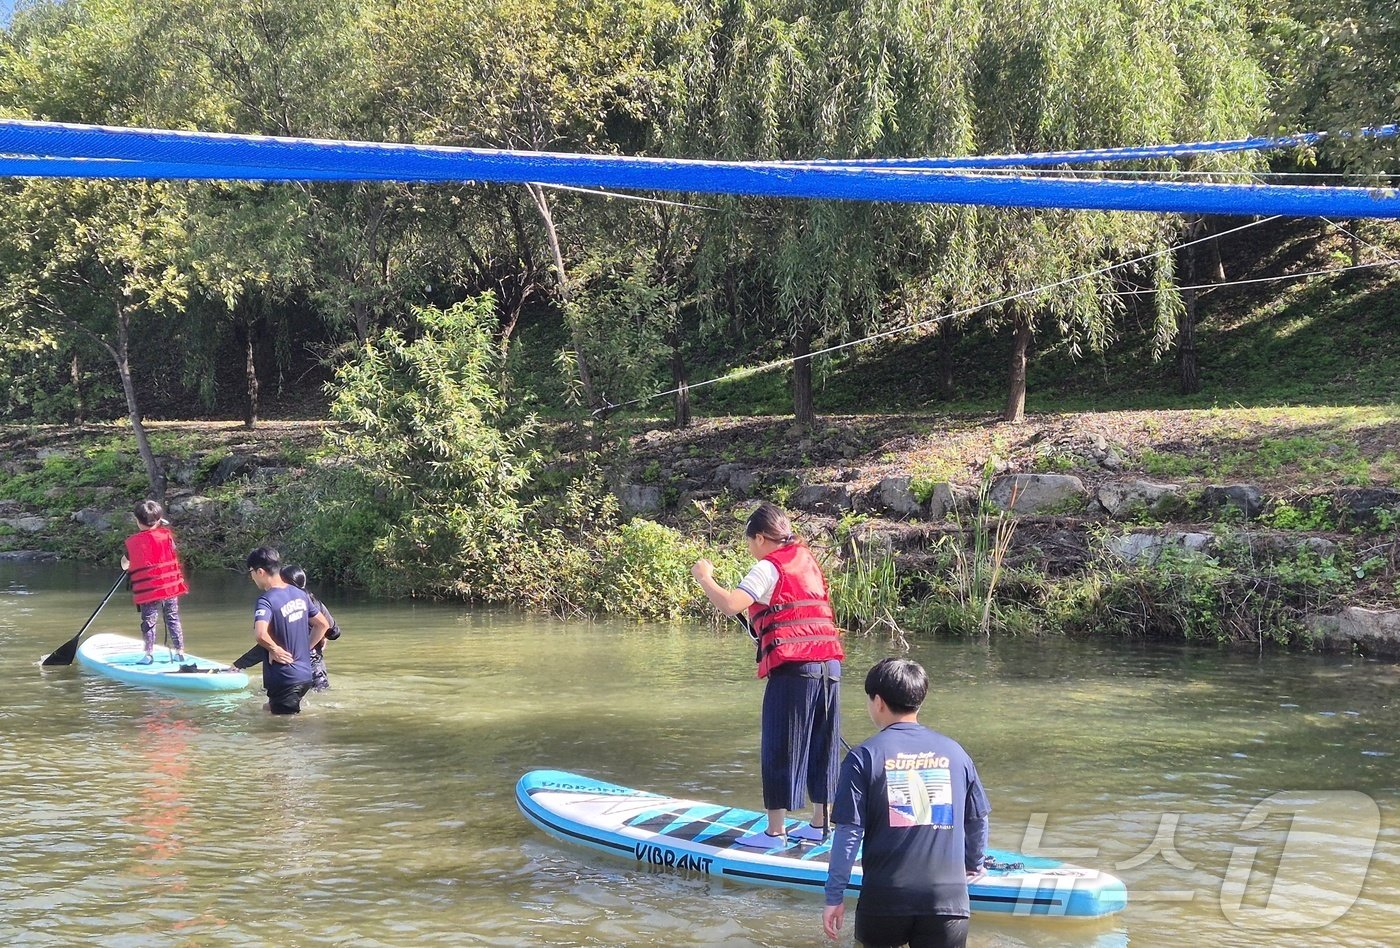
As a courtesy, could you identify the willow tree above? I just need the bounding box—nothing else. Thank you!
[668,0,977,430]
[948,0,1267,420]
[0,1,199,496]
[669,0,1266,425]
[132,0,443,349]
[368,0,685,413]
[1260,0,1400,174]
[0,180,191,500]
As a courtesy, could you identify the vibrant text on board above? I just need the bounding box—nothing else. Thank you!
[635,842,713,874]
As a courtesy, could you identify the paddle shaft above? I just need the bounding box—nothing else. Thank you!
[41,570,129,666]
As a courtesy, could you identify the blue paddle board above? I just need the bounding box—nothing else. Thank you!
[77,633,249,693]
[517,769,1127,918]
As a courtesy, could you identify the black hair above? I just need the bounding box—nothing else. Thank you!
[134,499,165,527]
[745,501,797,544]
[864,657,928,714]
[246,546,281,573]
[280,564,308,589]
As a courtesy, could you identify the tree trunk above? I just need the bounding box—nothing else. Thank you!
[793,319,815,431]
[1178,225,1202,396]
[495,276,532,392]
[113,307,165,503]
[937,323,957,400]
[70,352,83,424]
[669,333,691,429]
[1003,314,1032,424]
[1348,219,1361,267]
[526,183,598,411]
[243,314,260,430]
[351,299,371,344]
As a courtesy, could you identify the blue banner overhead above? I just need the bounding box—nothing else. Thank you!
[0,119,1397,218]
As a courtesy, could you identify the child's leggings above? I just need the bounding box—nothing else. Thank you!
[139,598,185,653]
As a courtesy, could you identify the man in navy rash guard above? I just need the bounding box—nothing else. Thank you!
[238,546,331,715]
[822,658,990,948]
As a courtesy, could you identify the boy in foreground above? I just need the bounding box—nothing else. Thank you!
[823,658,989,948]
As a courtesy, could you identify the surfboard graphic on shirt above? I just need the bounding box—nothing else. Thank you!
[887,767,953,827]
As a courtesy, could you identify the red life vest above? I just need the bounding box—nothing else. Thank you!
[125,526,189,606]
[748,543,843,679]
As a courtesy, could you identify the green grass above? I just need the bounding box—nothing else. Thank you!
[653,220,1400,419]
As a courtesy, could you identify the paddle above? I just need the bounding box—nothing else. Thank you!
[40,571,129,667]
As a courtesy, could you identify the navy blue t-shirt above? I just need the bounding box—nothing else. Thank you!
[829,722,990,917]
[253,585,321,690]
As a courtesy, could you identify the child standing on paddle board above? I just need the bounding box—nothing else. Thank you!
[119,500,189,664]
[692,501,844,848]
[822,658,989,948]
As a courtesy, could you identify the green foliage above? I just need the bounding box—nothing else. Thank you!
[0,440,147,513]
[829,548,904,634]
[909,478,936,506]
[319,296,538,595]
[1266,497,1337,531]
[1259,0,1400,174]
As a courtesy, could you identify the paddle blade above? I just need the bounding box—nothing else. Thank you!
[41,634,81,667]
[41,570,128,668]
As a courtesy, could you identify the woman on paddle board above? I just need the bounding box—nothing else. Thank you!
[693,501,844,847]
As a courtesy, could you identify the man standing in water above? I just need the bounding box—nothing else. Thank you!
[822,658,989,948]
[240,546,331,715]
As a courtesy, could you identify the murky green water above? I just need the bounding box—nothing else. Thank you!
[3,561,1400,946]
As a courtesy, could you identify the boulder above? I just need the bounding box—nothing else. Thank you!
[70,509,115,531]
[2,515,48,533]
[163,456,200,488]
[1298,536,1339,559]
[711,464,759,496]
[1202,484,1266,519]
[791,484,853,515]
[206,453,261,487]
[1104,530,1212,563]
[1333,488,1400,528]
[989,474,1089,514]
[169,495,219,520]
[862,477,923,519]
[0,550,60,562]
[927,483,975,521]
[615,483,665,517]
[1310,608,1400,654]
[35,448,70,461]
[1097,479,1182,520]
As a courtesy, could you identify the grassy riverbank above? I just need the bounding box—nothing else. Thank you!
[3,220,1398,651]
[2,403,1396,654]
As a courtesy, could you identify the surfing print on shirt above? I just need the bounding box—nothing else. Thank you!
[885,752,954,828]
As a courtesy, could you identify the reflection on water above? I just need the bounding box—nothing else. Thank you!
[2,560,1399,946]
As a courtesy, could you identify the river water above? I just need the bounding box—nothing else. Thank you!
[3,561,1399,947]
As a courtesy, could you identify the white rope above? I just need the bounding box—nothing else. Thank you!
[597,215,1282,414]
[537,182,720,212]
[1114,258,1399,297]
[929,167,1400,181]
